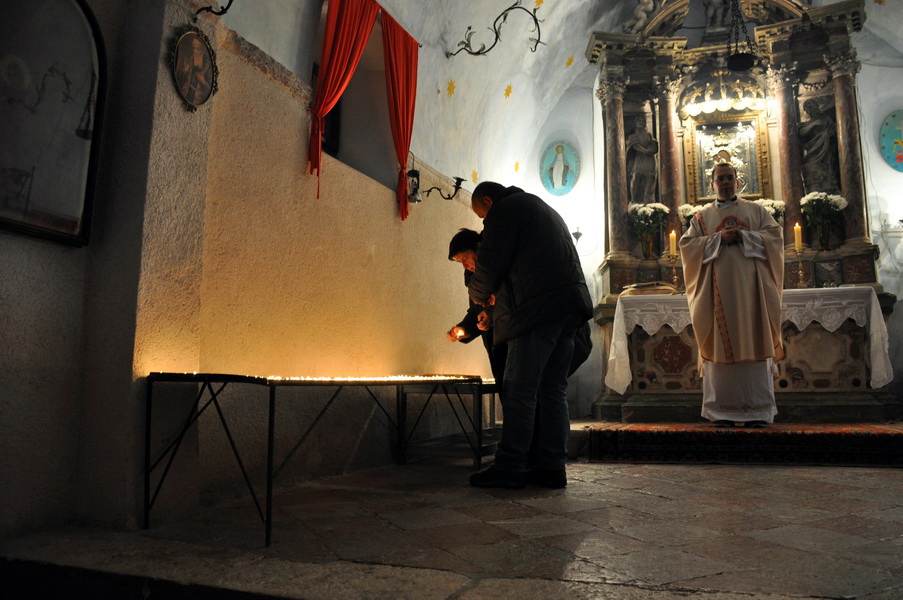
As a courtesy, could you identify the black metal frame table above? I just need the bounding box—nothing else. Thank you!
[144,372,485,546]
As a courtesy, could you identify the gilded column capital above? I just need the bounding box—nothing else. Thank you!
[764,63,797,92]
[596,77,627,102]
[825,52,861,78]
[651,75,682,101]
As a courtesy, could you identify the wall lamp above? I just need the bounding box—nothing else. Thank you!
[406,169,465,202]
[406,169,422,203]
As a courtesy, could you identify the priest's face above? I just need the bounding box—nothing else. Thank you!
[711,165,739,201]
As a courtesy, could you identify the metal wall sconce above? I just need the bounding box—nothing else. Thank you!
[406,169,422,203]
[572,227,582,244]
[195,0,235,20]
[407,169,465,202]
[447,0,544,58]
[425,176,465,200]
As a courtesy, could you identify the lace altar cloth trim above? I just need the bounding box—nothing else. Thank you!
[605,287,892,394]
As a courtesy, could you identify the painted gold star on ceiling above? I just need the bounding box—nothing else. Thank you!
[447,80,456,96]
[504,84,513,98]
[566,56,574,68]
[471,170,479,184]
[514,162,520,172]
[535,0,544,7]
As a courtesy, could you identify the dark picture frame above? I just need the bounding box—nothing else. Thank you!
[0,0,106,246]
[170,26,218,111]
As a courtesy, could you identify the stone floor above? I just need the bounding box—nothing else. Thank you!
[3,457,903,599]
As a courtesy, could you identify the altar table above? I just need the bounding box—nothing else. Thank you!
[144,373,486,546]
[605,287,893,395]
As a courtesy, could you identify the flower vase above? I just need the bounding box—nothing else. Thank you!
[816,224,830,251]
[641,233,655,259]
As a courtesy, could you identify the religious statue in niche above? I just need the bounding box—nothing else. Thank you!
[626,114,659,204]
[798,98,840,194]
[703,0,727,31]
[623,0,657,34]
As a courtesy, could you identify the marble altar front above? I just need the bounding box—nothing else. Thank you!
[595,287,897,423]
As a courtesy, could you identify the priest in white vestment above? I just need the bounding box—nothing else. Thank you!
[679,163,784,427]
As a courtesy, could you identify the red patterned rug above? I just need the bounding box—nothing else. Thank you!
[586,423,903,466]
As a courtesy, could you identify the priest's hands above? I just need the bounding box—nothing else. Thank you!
[720,226,740,245]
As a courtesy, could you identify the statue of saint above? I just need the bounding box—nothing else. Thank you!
[799,99,840,193]
[703,0,726,31]
[623,0,656,34]
[626,115,659,204]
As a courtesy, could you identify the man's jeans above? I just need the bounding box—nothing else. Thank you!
[493,314,581,473]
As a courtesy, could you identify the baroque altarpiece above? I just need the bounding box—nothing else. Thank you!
[589,0,897,422]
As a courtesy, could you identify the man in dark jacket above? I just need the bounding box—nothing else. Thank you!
[467,182,593,489]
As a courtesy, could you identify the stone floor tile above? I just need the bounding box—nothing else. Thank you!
[614,521,722,546]
[682,491,776,510]
[378,506,477,530]
[677,509,780,533]
[596,547,731,586]
[318,529,434,561]
[809,514,903,540]
[611,492,722,519]
[538,529,654,559]
[760,554,902,598]
[409,521,517,550]
[841,539,903,573]
[677,534,810,569]
[744,501,842,523]
[685,569,820,597]
[569,506,666,529]
[743,522,873,552]
[303,513,396,537]
[866,506,903,523]
[515,495,617,514]
[451,501,545,522]
[447,538,586,579]
[490,514,598,539]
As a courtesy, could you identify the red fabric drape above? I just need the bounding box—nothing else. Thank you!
[381,12,418,220]
[308,0,379,185]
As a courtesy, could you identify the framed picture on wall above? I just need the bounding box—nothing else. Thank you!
[170,26,218,111]
[683,110,772,203]
[0,0,106,246]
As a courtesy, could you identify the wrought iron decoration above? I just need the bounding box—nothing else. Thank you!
[447,0,544,58]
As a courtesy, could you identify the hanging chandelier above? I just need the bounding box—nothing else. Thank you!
[726,0,758,72]
[679,66,767,118]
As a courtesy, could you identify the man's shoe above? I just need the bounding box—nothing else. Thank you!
[713,420,734,427]
[745,420,767,428]
[527,468,567,489]
[469,466,526,489]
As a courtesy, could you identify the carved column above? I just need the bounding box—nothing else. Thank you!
[598,76,630,259]
[766,64,806,248]
[826,52,869,244]
[653,76,683,235]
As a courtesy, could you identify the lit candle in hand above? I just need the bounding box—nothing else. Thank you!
[794,223,802,252]
[455,328,465,338]
[669,230,677,257]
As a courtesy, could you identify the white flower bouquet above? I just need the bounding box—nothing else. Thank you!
[752,198,785,221]
[627,202,670,236]
[800,192,847,228]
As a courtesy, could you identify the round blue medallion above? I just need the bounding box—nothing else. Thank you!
[878,110,903,173]
[540,141,580,196]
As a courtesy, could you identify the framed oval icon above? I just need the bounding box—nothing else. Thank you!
[540,141,579,196]
[171,26,218,111]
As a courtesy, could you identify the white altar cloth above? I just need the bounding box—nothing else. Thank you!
[605,287,893,394]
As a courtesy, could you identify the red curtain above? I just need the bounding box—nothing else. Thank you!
[308,0,379,184]
[381,12,419,220]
